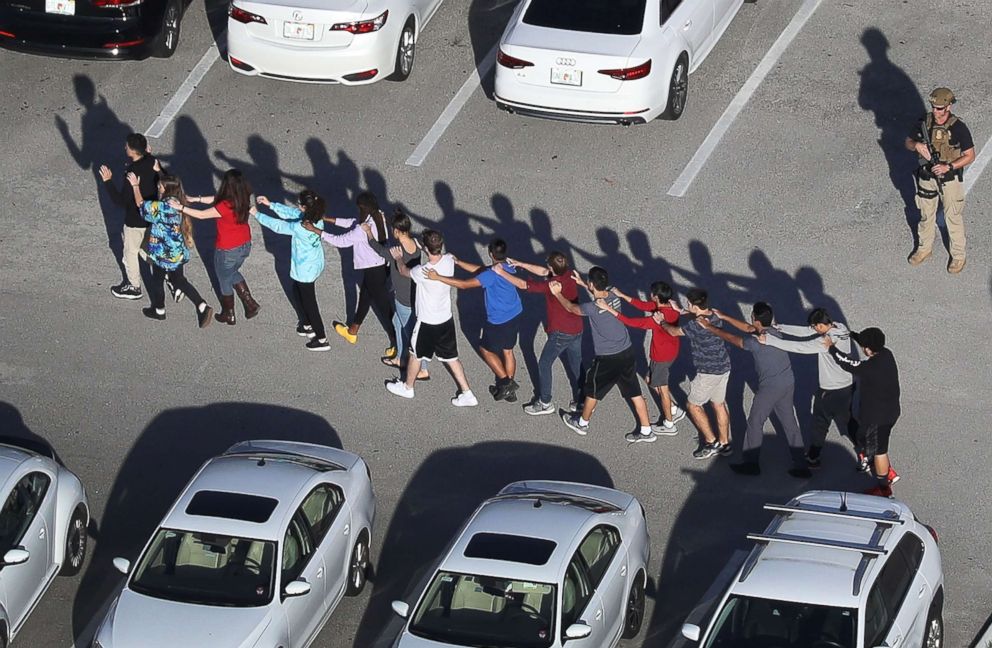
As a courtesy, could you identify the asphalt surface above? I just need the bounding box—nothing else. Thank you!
[1,0,991,646]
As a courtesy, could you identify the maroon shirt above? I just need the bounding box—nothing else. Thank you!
[526,273,583,335]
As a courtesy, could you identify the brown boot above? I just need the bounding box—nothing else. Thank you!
[215,294,236,325]
[233,281,260,319]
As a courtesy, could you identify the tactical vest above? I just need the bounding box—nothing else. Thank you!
[926,113,961,163]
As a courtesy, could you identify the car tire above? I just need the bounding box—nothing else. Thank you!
[923,605,943,648]
[154,0,182,59]
[389,19,416,82]
[345,531,371,596]
[660,54,688,121]
[59,507,87,577]
[621,572,646,639]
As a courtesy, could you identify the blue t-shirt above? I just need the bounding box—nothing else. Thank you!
[477,265,523,325]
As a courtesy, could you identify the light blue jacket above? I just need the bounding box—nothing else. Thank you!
[254,203,325,283]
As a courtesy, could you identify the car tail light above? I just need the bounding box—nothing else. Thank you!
[343,69,378,81]
[924,524,939,544]
[598,59,652,81]
[497,48,533,69]
[0,30,14,38]
[331,10,387,34]
[229,4,267,24]
[229,56,254,71]
[92,0,143,7]
[103,38,145,48]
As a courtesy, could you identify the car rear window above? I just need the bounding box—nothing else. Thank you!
[464,533,557,565]
[523,0,646,35]
[186,491,279,523]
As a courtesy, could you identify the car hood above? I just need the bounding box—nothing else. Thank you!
[106,590,274,647]
[395,631,466,648]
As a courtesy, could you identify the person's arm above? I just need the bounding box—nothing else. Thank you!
[267,201,303,221]
[98,166,127,206]
[762,335,826,354]
[180,204,222,220]
[661,322,684,337]
[550,282,583,316]
[254,209,293,235]
[494,263,528,290]
[394,251,413,278]
[713,308,755,333]
[126,172,143,207]
[453,257,484,274]
[186,194,216,204]
[320,226,362,249]
[826,341,867,375]
[775,323,816,337]
[700,319,744,350]
[323,216,356,228]
[507,258,549,277]
[940,146,976,177]
[617,313,656,331]
[425,268,480,290]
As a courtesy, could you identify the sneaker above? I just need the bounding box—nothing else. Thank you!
[729,461,761,476]
[296,323,315,338]
[334,322,357,344]
[887,466,900,484]
[625,431,657,443]
[451,390,478,407]
[651,419,678,436]
[692,442,720,460]
[561,413,589,436]
[670,404,686,423]
[907,248,932,266]
[947,257,966,274]
[805,450,822,469]
[567,398,582,412]
[492,380,513,401]
[856,453,871,473]
[716,443,733,457]
[865,484,893,498]
[504,379,520,403]
[524,401,556,416]
[306,338,330,352]
[112,283,142,300]
[386,380,414,399]
[788,467,813,479]
[197,305,214,329]
[142,307,166,321]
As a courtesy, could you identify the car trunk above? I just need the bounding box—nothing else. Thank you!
[233,0,369,49]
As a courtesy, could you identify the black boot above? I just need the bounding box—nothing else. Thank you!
[233,281,260,319]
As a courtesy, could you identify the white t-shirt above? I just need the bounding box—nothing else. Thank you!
[410,254,455,325]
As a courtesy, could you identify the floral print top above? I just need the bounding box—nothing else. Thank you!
[141,200,190,271]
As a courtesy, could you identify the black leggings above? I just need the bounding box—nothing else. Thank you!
[352,265,395,345]
[150,264,204,310]
[293,280,326,339]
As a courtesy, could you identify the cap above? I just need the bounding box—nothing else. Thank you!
[929,87,955,107]
[852,327,886,351]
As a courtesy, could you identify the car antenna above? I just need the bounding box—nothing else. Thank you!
[257,457,266,467]
[840,491,848,512]
[533,499,542,508]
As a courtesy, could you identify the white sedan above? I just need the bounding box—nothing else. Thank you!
[495,0,751,124]
[227,0,447,83]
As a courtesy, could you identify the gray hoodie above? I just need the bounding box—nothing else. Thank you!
[763,322,853,390]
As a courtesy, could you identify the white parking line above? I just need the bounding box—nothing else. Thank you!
[964,133,992,195]
[405,44,498,167]
[145,42,222,139]
[666,0,825,197]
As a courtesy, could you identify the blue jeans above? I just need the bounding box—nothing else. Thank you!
[393,300,415,359]
[537,331,583,404]
[214,242,251,295]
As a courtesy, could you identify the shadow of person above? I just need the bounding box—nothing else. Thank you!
[0,402,66,466]
[467,0,519,97]
[795,266,848,326]
[55,74,134,281]
[70,403,342,645]
[353,441,614,648]
[857,27,927,246]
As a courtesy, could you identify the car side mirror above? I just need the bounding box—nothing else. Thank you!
[2,548,29,566]
[681,623,701,642]
[113,557,131,575]
[391,600,410,618]
[564,623,592,640]
[284,580,311,597]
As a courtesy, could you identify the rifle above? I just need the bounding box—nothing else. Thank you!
[918,119,947,197]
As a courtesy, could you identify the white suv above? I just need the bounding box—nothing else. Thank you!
[682,490,943,648]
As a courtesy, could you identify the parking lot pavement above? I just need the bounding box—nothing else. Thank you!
[1,0,992,645]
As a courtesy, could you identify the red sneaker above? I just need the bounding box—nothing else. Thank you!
[887,466,900,484]
[865,484,893,498]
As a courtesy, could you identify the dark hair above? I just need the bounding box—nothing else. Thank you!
[391,209,412,234]
[298,190,326,224]
[356,192,385,243]
[588,266,609,291]
[125,133,147,154]
[650,281,673,302]
[686,288,708,308]
[159,174,192,248]
[216,169,252,224]
[752,302,774,327]
[422,230,444,255]
[807,308,833,327]
[546,251,569,276]
[488,238,508,261]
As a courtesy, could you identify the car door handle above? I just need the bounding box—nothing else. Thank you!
[39,528,45,540]
[918,584,927,598]
[683,20,692,30]
[891,633,903,646]
[343,524,350,536]
[620,565,627,577]
[595,609,602,621]
[316,567,324,579]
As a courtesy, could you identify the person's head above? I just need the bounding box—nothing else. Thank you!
[587,267,610,297]
[391,209,412,239]
[852,327,885,357]
[159,173,193,248]
[125,133,147,159]
[807,307,833,335]
[488,238,508,263]
[650,281,673,304]
[751,302,774,328]
[685,288,709,314]
[546,251,570,277]
[356,191,379,217]
[298,190,325,224]
[422,230,444,257]
[929,87,955,119]
[216,169,252,224]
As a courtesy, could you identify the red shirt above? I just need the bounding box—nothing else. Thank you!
[215,200,251,250]
[619,299,680,362]
[526,273,583,335]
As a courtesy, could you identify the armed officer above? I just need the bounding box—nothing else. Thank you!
[905,87,976,274]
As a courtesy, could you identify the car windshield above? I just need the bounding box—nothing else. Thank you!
[410,571,556,647]
[523,0,646,35]
[130,528,276,607]
[703,595,856,648]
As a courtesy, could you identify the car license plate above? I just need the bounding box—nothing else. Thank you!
[551,67,582,86]
[45,0,74,14]
[283,21,315,40]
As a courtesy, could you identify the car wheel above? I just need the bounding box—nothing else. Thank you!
[924,606,943,648]
[154,0,182,58]
[661,54,688,120]
[346,531,371,596]
[389,19,416,82]
[621,572,646,639]
[59,507,87,577]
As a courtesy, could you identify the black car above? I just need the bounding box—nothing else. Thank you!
[0,0,189,59]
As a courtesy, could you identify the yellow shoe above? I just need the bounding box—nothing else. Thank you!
[383,346,397,359]
[334,323,357,344]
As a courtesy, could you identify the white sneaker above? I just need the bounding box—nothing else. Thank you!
[670,404,686,423]
[451,390,478,407]
[386,380,414,399]
[651,419,678,436]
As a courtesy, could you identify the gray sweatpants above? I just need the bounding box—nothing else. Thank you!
[742,381,805,467]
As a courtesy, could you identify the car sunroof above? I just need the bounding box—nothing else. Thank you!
[186,490,279,523]
[464,533,557,565]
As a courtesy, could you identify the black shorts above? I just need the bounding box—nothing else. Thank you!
[860,422,894,457]
[584,348,641,401]
[481,316,520,352]
[412,319,458,362]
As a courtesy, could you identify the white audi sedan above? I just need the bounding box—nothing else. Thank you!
[93,440,376,648]
[495,0,751,124]
[227,0,447,83]
[391,481,650,648]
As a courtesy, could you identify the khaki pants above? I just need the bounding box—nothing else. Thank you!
[915,176,966,259]
[122,226,146,287]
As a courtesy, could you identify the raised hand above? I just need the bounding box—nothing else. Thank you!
[757,333,767,345]
[549,281,562,295]
[360,222,373,237]
[821,335,834,349]
[98,165,113,182]
[389,246,403,261]
[167,198,183,210]
[126,172,140,187]
[302,220,320,234]
[256,195,270,207]
[425,268,440,281]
